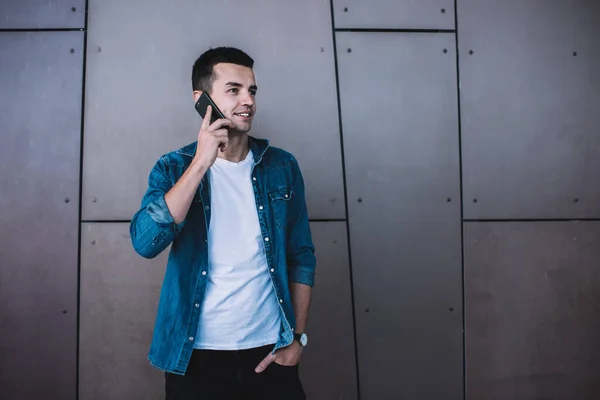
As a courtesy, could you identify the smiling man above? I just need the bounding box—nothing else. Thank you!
[129,47,315,399]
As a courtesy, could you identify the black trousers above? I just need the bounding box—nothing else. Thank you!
[165,344,306,399]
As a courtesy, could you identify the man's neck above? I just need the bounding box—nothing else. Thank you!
[217,132,250,162]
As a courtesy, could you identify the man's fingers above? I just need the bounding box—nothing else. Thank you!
[209,118,234,131]
[201,105,212,129]
[255,353,276,374]
[211,129,229,138]
[213,130,228,145]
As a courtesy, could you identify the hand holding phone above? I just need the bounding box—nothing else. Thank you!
[193,102,234,168]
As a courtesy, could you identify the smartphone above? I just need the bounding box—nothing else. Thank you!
[194,91,226,125]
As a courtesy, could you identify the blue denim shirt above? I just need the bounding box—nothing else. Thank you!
[129,136,316,375]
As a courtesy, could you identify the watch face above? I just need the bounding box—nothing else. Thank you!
[300,333,308,346]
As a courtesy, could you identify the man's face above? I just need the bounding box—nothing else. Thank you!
[196,63,257,134]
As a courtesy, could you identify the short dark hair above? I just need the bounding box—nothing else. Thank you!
[191,47,254,93]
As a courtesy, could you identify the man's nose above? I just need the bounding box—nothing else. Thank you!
[241,91,254,106]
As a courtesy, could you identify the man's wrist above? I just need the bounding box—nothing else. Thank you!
[189,158,210,176]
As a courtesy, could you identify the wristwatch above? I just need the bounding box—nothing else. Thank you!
[294,332,308,347]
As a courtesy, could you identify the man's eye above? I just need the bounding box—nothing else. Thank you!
[229,88,238,94]
[250,90,257,96]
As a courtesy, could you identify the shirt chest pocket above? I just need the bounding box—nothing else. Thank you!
[268,187,293,228]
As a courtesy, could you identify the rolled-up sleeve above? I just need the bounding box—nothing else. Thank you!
[286,158,316,286]
[130,157,185,259]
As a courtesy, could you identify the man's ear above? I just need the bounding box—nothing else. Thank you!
[192,90,203,102]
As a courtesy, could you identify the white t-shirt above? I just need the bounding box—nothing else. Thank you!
[194,149,282,350]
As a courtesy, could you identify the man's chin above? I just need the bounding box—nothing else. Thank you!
[231,124,252,135]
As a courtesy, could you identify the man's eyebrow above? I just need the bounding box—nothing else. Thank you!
[225,82,258,91]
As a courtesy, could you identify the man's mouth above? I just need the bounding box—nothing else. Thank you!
[234,111,252,119]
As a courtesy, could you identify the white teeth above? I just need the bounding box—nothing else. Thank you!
[238,113,250,117]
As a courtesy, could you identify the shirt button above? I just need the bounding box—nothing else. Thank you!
[264,237,269,242]
[195,303,200,308]
[259,206,263,210]
[202,271,207,276]
[279,299,283,303]
[252,177,257,181]
[270,268,275,273]
[189,337,194,341]
[205,206,209,210]
[284,194,289,198]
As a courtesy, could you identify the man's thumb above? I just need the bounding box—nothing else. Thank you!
[255,353,276,373]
